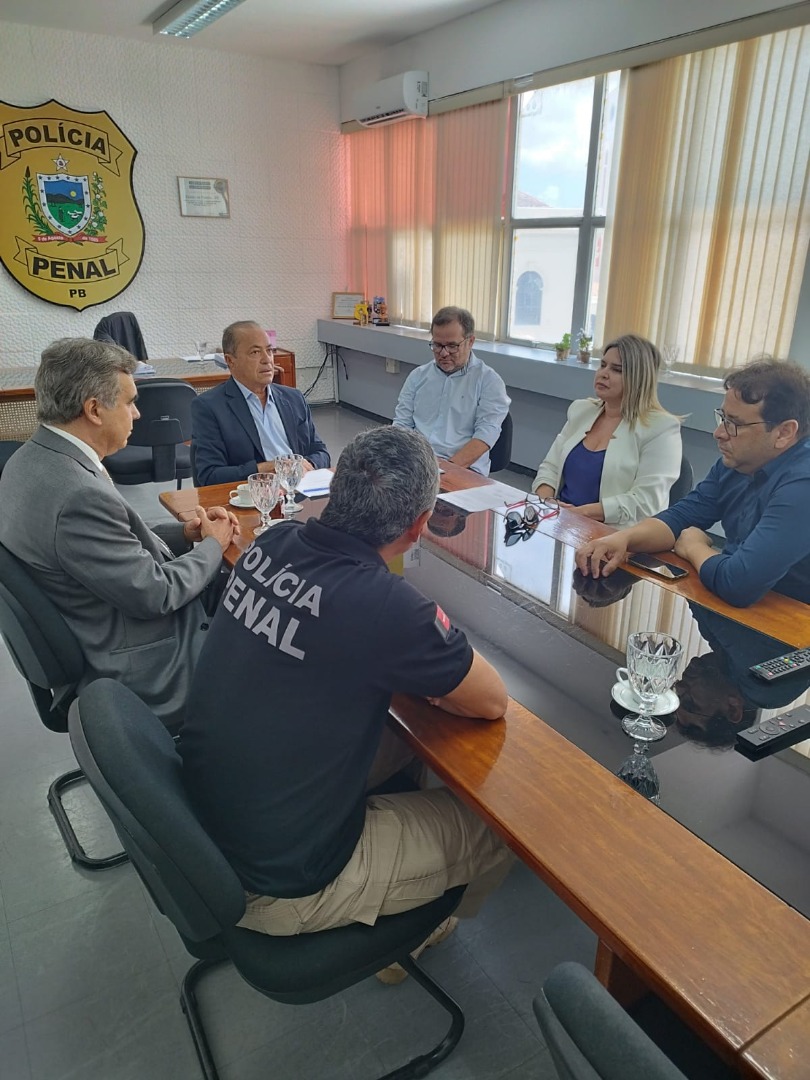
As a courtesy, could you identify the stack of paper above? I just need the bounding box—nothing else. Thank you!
[296,469,333,498]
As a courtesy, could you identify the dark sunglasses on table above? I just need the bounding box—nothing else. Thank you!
[503,497,559,546]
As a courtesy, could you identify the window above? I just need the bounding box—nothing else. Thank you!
[505,73,620,345]
[515,271,543,325]
[346,27,810,368]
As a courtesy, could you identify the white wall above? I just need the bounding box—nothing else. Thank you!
[0,22,347,400]
[339,0,810,119]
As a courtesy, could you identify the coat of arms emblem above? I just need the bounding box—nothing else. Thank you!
[0,99,144,310]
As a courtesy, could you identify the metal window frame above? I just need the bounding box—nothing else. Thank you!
[502,75,609,348]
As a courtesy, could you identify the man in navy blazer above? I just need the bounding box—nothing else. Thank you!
[192,321,330,487]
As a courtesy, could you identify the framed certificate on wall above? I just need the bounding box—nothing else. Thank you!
[178,177,230,218]
[332,292,365,319]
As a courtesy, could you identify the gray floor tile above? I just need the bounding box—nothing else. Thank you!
[0,757,124,924]
[457,865,596,1023]
[0,1025,31,1080]
[9,871,165,1023]
[0,880,8,945]
[499,1049,558,1079]
[23,961,198,1080]
[185,959,327,1069]
[220,1006,384,1080]
[0,937,23,1036]
[344,938,545,1080]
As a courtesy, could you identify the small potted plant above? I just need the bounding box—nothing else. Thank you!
[554,332,571,361]
[577,327,593,363]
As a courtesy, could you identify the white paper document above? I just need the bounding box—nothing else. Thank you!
[297,468,333,498]
[437,479,529,514]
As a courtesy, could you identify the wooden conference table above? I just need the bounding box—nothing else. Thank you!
[161,464,810,1078]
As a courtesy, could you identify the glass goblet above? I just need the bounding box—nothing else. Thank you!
[194,340,210,362]
[661,343,680,379]
[248,472,281,535]
[276,454,305,516]
[621,632,682,742]
[616,741,661,804]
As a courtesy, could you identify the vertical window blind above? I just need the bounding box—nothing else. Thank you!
[600,27,810,367]
[347,99,509,335]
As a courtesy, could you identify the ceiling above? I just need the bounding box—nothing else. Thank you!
[0,0,503,66]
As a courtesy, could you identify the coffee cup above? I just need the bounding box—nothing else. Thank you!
[229,484,252,506]
[615,667,640,703]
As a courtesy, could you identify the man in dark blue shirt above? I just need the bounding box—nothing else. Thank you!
[180,426,512,973]
[575,359,810,607]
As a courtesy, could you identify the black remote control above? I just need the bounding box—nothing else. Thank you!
[749,648,810,681]
[735,704,810,760]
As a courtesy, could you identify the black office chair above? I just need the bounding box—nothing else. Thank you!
[533,962,688,1080]
[0,541,126,870]
[68,680,466,1080]
[93,310,148,362]
[489,412,513,472]
[104,378,195,488]
[668,455,693,506]
[0,440,23,477]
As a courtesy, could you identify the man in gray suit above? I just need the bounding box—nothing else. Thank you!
[0,338,236,727]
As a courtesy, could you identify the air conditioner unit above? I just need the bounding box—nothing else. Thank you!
[353,71,429,128]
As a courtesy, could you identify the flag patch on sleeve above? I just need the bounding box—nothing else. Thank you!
[433,604,451,641]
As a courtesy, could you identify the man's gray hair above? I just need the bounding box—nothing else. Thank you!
[222,320,261,356]
[35,337,137,424]
[320,426,439,548]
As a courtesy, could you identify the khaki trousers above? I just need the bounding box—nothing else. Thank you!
[239,724,514,936]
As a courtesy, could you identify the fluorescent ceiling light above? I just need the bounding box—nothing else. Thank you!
[153,0,248,39]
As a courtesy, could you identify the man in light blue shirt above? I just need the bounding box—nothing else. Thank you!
[393,307,510,476]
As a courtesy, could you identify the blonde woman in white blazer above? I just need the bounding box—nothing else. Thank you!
[533,334,682,527]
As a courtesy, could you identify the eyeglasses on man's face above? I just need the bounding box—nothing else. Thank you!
[713,408,769,438]
[429,338,469,356]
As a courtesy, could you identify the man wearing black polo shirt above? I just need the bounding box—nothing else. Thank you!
[180,426,512,969]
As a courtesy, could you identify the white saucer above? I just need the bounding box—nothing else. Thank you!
[229,497,255,509]
[611,682,678,716]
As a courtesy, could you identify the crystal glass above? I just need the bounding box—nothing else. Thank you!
[661,343,680,379]
[621,632,682,741]
[616,741,661,804]
[247,472,281,535]
[276,455,305,516]
[194,339,210,362]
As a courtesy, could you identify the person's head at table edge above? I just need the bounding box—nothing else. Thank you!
[34,337,140,459]
[319,426,439,555]
[595,333,665,425]
[714,359,810,475]
[222,320,275,398]
[430,306,475,375]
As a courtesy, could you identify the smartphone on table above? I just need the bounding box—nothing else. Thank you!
[626,553,688,580]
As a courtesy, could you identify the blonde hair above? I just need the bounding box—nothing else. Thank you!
[601,334,667,428]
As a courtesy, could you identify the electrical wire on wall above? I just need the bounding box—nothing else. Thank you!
[301,343,337,400]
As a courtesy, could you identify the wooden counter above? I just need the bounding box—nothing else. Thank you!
[0,350,296,441]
